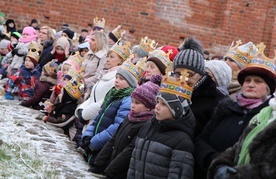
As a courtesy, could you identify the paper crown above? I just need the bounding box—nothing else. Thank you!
[65,67,83,83]
[160,69,194,101]
[43,60,58,77]
[149,49,172,70]
[247,42,276,75]
[63,77,83,100]
[139,36,158,53]
[93,17,105,29]
[225,40,258,66]
[110,41,132,61]
[120,59,145,82]
[111,25,125,41]
[66,54,84,71]
[27,41,43,63]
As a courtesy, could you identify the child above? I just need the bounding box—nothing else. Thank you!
[20,60,58,110]
[5,41,41,100]
[6,26,37,75]
[88,77,161,178]
[128,70,196,179]
[42,74,83,137]
[80,66,138,166]
[39,36,70,69]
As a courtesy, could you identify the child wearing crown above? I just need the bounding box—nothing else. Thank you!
[128,70,196,178]
[42,74,83,137]
[20,60,58,109]
[80,66,137,166]
[4,41,41,100]
[87,76,161,178]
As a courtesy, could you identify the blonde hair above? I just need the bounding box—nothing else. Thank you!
[40,26,55,40]
[91,31,108,52]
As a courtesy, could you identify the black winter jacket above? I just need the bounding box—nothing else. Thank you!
[127,108,196,179]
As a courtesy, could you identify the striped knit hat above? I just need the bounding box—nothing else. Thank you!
[173,37,205,75]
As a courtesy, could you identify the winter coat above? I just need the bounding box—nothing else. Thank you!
[75,69,117,130]
[38,40,54,70]
[191,74,227,138]
[127,107,196,179]
[47,101,77,124]
[93,116,149,179]
[7,42,30,74]
[208,105,276,179]
[20,75,56,109]
[81,49,107,89]
[82,96,131,151]
[195,96,272,179]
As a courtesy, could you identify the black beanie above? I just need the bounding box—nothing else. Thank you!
[173,37,205,75]
[63,29,74,39]
[108,32,118,43]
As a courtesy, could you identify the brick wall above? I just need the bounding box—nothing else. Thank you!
[1,0,275,57]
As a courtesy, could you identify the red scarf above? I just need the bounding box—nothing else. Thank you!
[54,53,66,64]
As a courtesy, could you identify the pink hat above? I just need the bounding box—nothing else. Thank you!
[19,26,37,43]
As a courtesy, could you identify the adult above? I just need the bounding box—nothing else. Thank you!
[208,44,276,179]
[81,31,108,96]
[5,19,16,37]
[195,43,275,179]
[225,40,258,101]
[37,26,55,71]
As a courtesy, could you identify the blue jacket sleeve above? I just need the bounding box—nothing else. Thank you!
[91,96,131,151]
[82,123,95,139]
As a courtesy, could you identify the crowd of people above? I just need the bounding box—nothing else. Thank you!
[0,12,276,179]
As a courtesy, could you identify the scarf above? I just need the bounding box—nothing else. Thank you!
[19,35,37,43]
[102,87,134,108]
[237,93,269,110]
[54,53,66,64]
[128,111,154,123]
[237,106,273,165]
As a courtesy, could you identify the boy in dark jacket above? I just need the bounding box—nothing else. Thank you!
[128,69,196,179]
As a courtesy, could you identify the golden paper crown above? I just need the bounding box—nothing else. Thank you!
[27,41,43,63]
[139,36,158,53]
[66,54,83,71]
[63,77,83,100]
[121,59,144,82]
[247,42,276,75]
[110,41,132,61]
[65,67,83,83]
[93,17,105,29]
[43,60,58,77]
[135,57,147,73]
[149,49,172,70]
[160,69,194,101]
[225,40,258,66]
[111,25,125,41]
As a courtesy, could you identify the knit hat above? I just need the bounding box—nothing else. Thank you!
[93,17,105,31]
[26,41,43,66]
[11,32,21,40]
[161,45,179,62]
[131,80,160,109]
[147,49,172,75]
[0,39,10,49]
[63,77,83,100]
[43,60,59,78]
[19,26,37,43]
[238,42,276,95]
[206,60,232,87]
[173,37,205,75]
[116,68,138,88]
[62,29,74,39]
[224,40,258,69]
[108,25,125,43]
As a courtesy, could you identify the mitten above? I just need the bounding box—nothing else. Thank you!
[214,165,237,179]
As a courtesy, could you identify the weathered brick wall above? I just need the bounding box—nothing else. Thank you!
[1,0,275,57]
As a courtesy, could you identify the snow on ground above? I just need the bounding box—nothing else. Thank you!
[0,95,102,179]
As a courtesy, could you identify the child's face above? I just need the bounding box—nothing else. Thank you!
[22,32,31,38]
[56,46,65,54]
[80,48,89,57]
[0,47,8,55]
[10,36,18,43]
[24,57,35,69]
[155,97,174,121]
[131,98,149,113]
[114,74,130,90]
[104,51,123,69]
[144,61,162,80]
[62,64,71,75]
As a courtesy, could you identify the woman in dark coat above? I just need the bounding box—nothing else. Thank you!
[195,43,276,179]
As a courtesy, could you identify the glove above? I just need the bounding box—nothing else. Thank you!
[214,165,237,179]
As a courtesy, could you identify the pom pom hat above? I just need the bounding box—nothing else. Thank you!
[173,37,205,75]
